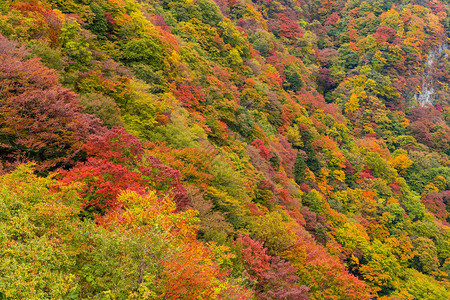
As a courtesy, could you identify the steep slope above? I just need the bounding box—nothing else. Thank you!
[0,0,449,299]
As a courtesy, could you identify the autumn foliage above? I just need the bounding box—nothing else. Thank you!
[0,0,449,298]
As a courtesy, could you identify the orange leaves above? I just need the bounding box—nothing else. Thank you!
[9,1,63,46]
[99,190,198,240]
[391,153,413,175]
[145,142,215,190]
[291,232,374,300]
[161,241,221,300]
[95,190,228,299]
[355,137,391,160]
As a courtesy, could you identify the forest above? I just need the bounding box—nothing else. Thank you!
[0,0,449,299]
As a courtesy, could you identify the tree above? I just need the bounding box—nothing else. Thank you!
[235,235,310,300]
[412,237,440,275]
[0,35,102,172]
[123,36,164,69]
[0,164,81,299]
[60,127,190,216]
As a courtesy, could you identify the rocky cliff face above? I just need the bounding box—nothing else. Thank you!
[415,41,449,106]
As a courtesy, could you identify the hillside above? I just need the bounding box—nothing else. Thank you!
[0,0,449,299]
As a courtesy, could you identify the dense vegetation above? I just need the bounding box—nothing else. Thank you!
[0,0,449,298]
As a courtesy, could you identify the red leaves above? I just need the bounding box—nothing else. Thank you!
[271,135,296,178]
[252,139,273,160]
[373,26,397,43]
[140,156,190,209]
[59,158,144,212]
[60,127,190,214]
[357,166,375,182]
[152,14,171,32]
[236,234,271,282]
[12,2,63,46]
[421,191,448,222]
[388,182,401,194]
[83,127,143,166]
[408,106,450,151]
[344,159,356,176]
[317,67,337,92]
[0,36,103,172]
[257,256,310,300]
[236,235,310,300]
[172,84,206,109]
[104,12,116,32]
[278,15,304,39]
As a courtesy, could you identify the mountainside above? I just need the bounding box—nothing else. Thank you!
[0,0,449,299]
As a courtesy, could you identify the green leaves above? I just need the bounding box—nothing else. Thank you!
[60,20,93,70]
[123,37,163,69]
[0,164,81,299]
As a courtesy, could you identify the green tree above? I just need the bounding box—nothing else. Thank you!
[122,36,163,69]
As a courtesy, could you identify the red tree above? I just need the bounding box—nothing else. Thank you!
[0,35,102,172]
[59,127,190,215]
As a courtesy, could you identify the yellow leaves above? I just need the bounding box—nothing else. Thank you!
[350,253,360,266]
[313,109,326,123]
[360,65,372,75]
[433,175,447,192]
[422,182,439,195]
[207,241,235,270]
[163,50,186,81]
[241,3,267,28]
[380,8,402,31]
[385,236,417,263]
[345,91,366,114]
[318,181,334,196]
[348,74,368,89]
[391,111,410,128]
[116,190,199,241]
[318,167,329,180]
[345,93,360,114]
[391,153,413,175]
[396,269,450,300]
[372,51,387,72]
[286,126,303,147]
[332,188,380,216]
[332,170,346,183]
[227,48,243,68]
[180,18,222,54]
[0,164,83,298]
[335,222,371,255]
[250,211,298,252]
[425,13,445,44]
[360,35,378,53]
[304,169,317,182]
[363,122,375,134]
[329,150,346,168]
